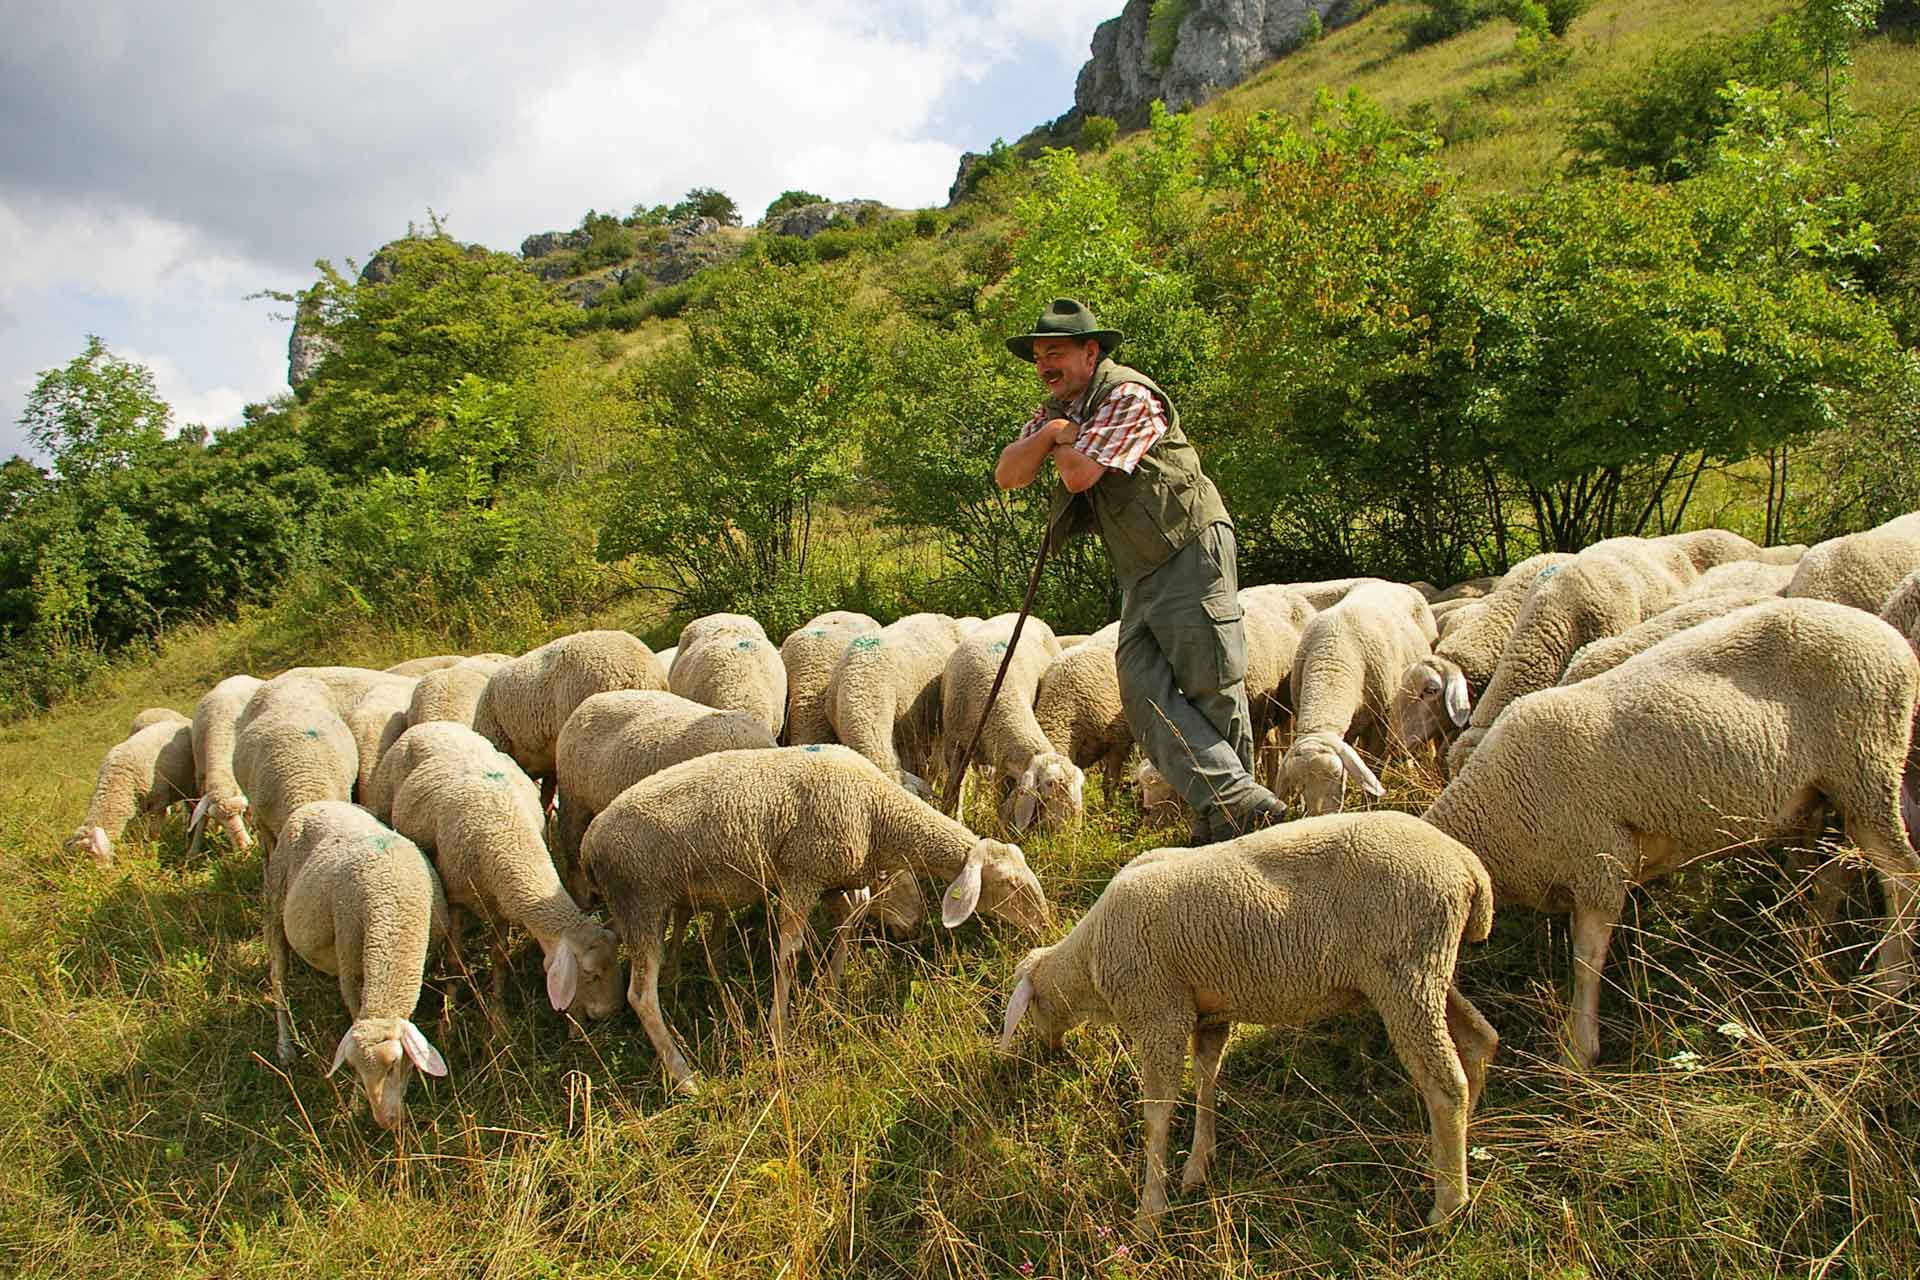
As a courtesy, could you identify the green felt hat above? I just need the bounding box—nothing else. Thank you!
[1004,298,1124,361]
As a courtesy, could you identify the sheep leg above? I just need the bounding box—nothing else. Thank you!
[663,905,690,993]
[700,910,729,985]
[265,901,295,1066]
[1445,986,1500,1114]
[769,897,813,1052]
[1567,902,1619,1071]
[1376,984,1472,1226]
[1857,829,1920,997]
[626,912,696,1093]
[1131,1018,1191,1234]
[1180,1021,1230,1192]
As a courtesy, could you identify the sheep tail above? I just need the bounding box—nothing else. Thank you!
[1462,849,1495,944]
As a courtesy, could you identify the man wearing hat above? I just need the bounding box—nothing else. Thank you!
[995,298,1286,842]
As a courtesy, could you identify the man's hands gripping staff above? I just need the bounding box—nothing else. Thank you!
[995,416,1107,493]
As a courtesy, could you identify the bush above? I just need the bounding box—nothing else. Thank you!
[763,189,826,223]
[1148,0,1194,71]
[1542,0,1589,36]
[1079,115,1118,153]
[1407,0,1498,47]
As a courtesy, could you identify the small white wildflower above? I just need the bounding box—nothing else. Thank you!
[1717,1020,1749,1041]
[1667,1049,1703,1071]
[1469,1146,1493,1163]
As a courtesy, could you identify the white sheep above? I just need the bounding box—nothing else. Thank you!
[405,654,511,729]
[1000,811,1496,1230]
[826,612,969,797]
[1881,569,1920,653]
[1279,582,1435,815]
[185,674,264,855]
[1687,557,1797,597]
[472,630,670,794]
[939,614,1081,832]
[1240,589,1313,788]
[1557,591,1775,686]
[381,721,623,1021]
[1425,553,1574,701]
[1425,597,1920,1068]
[779,610,880,746]
[344,676,417,801]
[128,706,188,734]
[66,717,197,865]
[231,676,360,860]
[1784,511,1920,611]
[383,654,469,677]
[265,800,450,1128]
[1034,624,1131,800]
[669,628,788,738]
[580,744,1049,1092]
[678,611,767,649]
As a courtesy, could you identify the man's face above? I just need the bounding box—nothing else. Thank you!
[1031,336,1101,403]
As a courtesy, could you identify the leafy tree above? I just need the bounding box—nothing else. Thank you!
[19,335,171,484]
[763,190,827,222]
[671,187,742,226]
[575,209,635,270]
[1078,115,1118,153]
[299,227,574,478]
[1408,0,1499,48]
[958,139,1020,199]
[1796,0,1881,137]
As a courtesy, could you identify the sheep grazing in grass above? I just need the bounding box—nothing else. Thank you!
[670,628,788,738]
[186,674,264,855]
[826,612,969,797]
[383,654,468,678]
[580,744,1048,1093]
[1784,511,1920,612]
[67,717,197,865]
[1279,582,1435,815]
[1240,592,1312,789]
[939,613,1081,833]
[231,677,359,861]
[779,610,880,746]
[128,707,188,734]
[1557,591,1776,686]
[1034,624,1131,800]
[1000,812,1496,1232]
[405,654,511,729]
[380,722,623,1022]
[678,611,767,650]
[1425,597,1920,1069]
[472,631,670,797]
[266,800,449,1129]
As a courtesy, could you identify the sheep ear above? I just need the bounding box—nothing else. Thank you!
[1444,671,1473,727]
[87,827,113,864]
[1334,739,1386,797]
[999,974,1034,1052]
[546,940,579,1011]
[1011,787,1039,833]
[943,841,987,928]
[188,794,213,835]
[398,1020,448,1077]
[330,1027,355,1076]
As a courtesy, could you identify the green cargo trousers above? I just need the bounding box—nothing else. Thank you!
[1116,521,1273,837]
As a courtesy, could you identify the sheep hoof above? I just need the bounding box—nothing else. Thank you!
[1426,1196,1464,1227]
[1178,1164,1207,1193]
[670,1074,700,1098]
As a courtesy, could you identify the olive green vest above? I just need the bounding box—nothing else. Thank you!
[1044,359,1232,588]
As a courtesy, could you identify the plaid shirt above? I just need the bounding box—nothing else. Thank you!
[1019,382,1167,475]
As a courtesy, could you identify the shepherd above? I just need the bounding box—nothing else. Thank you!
[995,298,1287,843]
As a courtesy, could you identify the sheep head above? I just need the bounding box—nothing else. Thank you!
[65,825,114,866]
[1001,752,1085,834]
[1279,731,1384,817]
[1000,944,1098,1052]
[1391,657,1472,757]
[942,837,1049,934]
[546,924,624,1020]
[331,1016,447,1130]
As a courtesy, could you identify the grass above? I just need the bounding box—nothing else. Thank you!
[6,664,1918,1276]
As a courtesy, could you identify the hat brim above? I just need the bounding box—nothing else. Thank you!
[1005,329,1123,362]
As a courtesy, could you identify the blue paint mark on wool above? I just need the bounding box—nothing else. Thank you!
[804,744,823,752]
[302,728,319,740]
[737,639,755,651]
[851,635,882,652]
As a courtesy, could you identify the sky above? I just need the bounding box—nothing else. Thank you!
[0,0,1120,464]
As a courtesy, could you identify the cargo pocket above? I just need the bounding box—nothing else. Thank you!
[1164,593,1247,697]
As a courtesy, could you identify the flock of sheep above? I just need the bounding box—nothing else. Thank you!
[64,509,1920,1233]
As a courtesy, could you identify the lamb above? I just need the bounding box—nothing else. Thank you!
[1784,511,1920,612]
[826,612,969,796]
[128,707,188,734]
[999,811,1497,1230]
[231,676,359,860]
[1034,624,1132,800]
[670,628,788,738]
[1425,597,1920,1068]
[67,717,197,865]
[779,610,881,746]
[1557,591,1775,685]
[185,674,265,855]
[1448,537,1712,774]
[1279,582,1435,814]
[580,744,1049,1092]
[472,630,670,792]
[939,614,1082,832]
[381,721,623,1021]
[405,654,512,729]
[265,800,449,1128]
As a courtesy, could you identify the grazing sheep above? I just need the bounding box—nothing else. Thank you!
[273,666,415,721]
[405,654,511,729]
[185,674,266,856]
[344,676,417,801]
[1425,597,1920,1068]
[1784,511,1920,612]
[67,718,197,865]
[552,689,776,870]
[266,800,449,1128]
[1000,812,1496,1230]
[581,744,1049,1092]
[1034,624,1132,799]
[1239,593,1312,788]
[1557,591,1775,685]
[678,612,767,649]
[1279,582,1435,815]
[779,610,881,746]
[1449,538,1709,774]
[670,629,788,738]
[232,676,359,860]
[939,614,1081,833]
[1431,575,1499,604]
[826,612,969,796]
[1429,554,1575,698]
[128,707,188,734]
[384,654,468,677]
[383,722,623,1021]
[1133,758,1184,827]
[1390,657,1475,766]
[1688,557,1796,597]
[472,631,670,792]
[1882,569,1920,652]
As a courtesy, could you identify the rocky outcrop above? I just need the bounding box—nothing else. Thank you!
[764,200,897,239]
[1077,0,1345,126]
[287,290,333,389]
[521,229,591,259]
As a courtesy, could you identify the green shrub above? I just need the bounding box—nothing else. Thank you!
[1407,0,1498,47]
[1148,0,1194,71]
[1542,0,1589,35]
[1078,114,1118,152]
[763,189,826,222]
[913,208,941,237]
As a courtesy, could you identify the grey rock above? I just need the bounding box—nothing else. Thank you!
[558,277,614,308]
[1077,0,1342,125]
[521,229,592,258]
[286,291,334,389]
[765,199,894,239]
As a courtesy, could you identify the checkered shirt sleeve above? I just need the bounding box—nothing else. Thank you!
[1073,383,1166,475]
